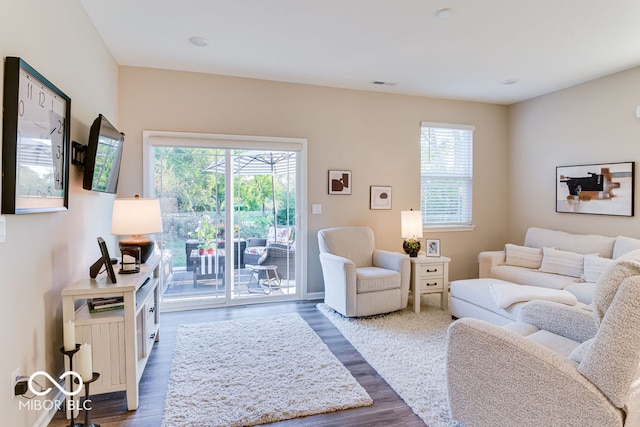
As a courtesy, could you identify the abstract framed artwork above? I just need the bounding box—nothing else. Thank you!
[370,186,392,210]
[328,170,351,195]
[556,161,634,216]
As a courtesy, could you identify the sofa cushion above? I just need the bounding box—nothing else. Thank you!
[450,278,526,321]
[583,255,615,283]
[612,235,640,259]
[356,267,400,293]
[564,282,596,305]
[539,247,585,278]
[491,265,577,290]
[504,244,543,269]
[524,227,615,258]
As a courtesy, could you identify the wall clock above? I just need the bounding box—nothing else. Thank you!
[2,56,71,214]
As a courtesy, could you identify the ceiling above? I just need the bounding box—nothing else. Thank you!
[80,0,640,105]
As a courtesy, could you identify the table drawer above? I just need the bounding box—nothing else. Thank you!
[420,278,444,292]
[418,263,444,278]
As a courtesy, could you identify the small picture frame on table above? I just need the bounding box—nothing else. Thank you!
[426,239,441,257]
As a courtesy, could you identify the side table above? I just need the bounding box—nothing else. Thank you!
[409,255,451,312]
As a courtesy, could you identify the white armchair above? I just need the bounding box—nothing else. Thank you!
[318,226,410,317]
[445,249,640,426]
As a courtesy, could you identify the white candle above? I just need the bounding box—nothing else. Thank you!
[123,254,136,271]
[78,343,93,381]
[63,320,76,351]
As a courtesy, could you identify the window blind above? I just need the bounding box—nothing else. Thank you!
[420,122,474,226]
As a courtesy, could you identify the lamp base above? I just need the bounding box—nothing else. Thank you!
[119,235,155,263]
[403,239,421,257]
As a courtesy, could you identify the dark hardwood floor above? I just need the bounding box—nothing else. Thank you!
[48,301,425,427]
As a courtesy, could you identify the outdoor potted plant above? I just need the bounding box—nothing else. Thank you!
[191,214,217,254]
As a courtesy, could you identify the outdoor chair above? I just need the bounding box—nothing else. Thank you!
[445,249,640,427]
[318,226,410,317]
[243,226,295,265]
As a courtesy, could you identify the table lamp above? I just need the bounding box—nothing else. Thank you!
[111,195,163,263]
[401,209,423,257]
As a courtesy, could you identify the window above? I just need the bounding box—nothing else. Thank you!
[420,122,474,228]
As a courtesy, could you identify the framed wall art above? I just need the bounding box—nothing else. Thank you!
[426,239,441,257]
[2,57,71,214]
[556,161,634,217]
[370,186,392,210]
[328,170,351,195]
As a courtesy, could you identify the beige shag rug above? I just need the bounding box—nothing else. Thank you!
[318,296,462,427]
[161,313,372,426]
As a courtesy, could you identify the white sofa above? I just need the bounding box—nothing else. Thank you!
[450,227,640,325]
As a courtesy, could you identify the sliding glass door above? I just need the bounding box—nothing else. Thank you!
[143,132,305,310]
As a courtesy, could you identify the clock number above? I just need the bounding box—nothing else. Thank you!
[26,82,33,100]
[18,99,24,117]
[39,91,45,108]
[57,119,62,134]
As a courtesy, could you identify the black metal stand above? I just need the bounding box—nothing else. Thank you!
[74,373,100,427]
[59,345,81,427]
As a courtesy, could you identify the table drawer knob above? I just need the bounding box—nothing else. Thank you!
[426,268,438,273]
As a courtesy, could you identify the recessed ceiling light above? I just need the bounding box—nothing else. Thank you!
[188,36,209,47]
[501,78,519,85]
[435,8,454,19]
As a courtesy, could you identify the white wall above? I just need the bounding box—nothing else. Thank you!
[0,0,118,424]
[509,66,640,243]
[118,67,510,292]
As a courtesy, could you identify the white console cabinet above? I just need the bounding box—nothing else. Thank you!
[61,253,161,411]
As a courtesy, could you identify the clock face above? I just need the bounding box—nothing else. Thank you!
[2,57,71,214]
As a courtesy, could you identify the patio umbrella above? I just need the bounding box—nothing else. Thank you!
[203,150,295,235]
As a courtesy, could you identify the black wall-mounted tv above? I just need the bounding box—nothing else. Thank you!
[82,114,124,194]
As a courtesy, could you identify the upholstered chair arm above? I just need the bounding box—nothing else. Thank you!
[373,249,406,272]
[446,318,624,427]
[478,250,505,278]
[518,300,597,343]
[373,250,410,308]
[319,252,358,316]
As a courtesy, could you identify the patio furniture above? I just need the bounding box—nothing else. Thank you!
[186,239,246,270]
[247,264,280,294]
[189,249,225,286]
[243,226,295,265]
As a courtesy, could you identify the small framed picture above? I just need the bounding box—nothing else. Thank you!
[426,239,441,257]
[370,186,392,210]
[328,170,352,195]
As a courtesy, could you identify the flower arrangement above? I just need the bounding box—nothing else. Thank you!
[191,214,217,249]
[215,222,239,242]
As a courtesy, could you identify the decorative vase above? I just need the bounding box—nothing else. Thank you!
[403,240,421,257]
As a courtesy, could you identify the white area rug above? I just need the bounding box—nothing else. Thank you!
[318,297,462,427]
[162,313,372,426]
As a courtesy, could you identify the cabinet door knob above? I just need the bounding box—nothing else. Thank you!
[149,332,156,340]
[149,306,155,313]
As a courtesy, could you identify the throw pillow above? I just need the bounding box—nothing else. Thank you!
[583,255,615,283]
[504,244,543,269]
[539,247,585,278]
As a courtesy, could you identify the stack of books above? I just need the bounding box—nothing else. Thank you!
[88,297,124,313]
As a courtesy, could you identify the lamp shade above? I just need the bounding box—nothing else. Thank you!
[401,210,423,239]
[111,196,163,263]
[111,197,163,236]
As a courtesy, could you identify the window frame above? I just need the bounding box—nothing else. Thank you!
[420,121,475,232]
